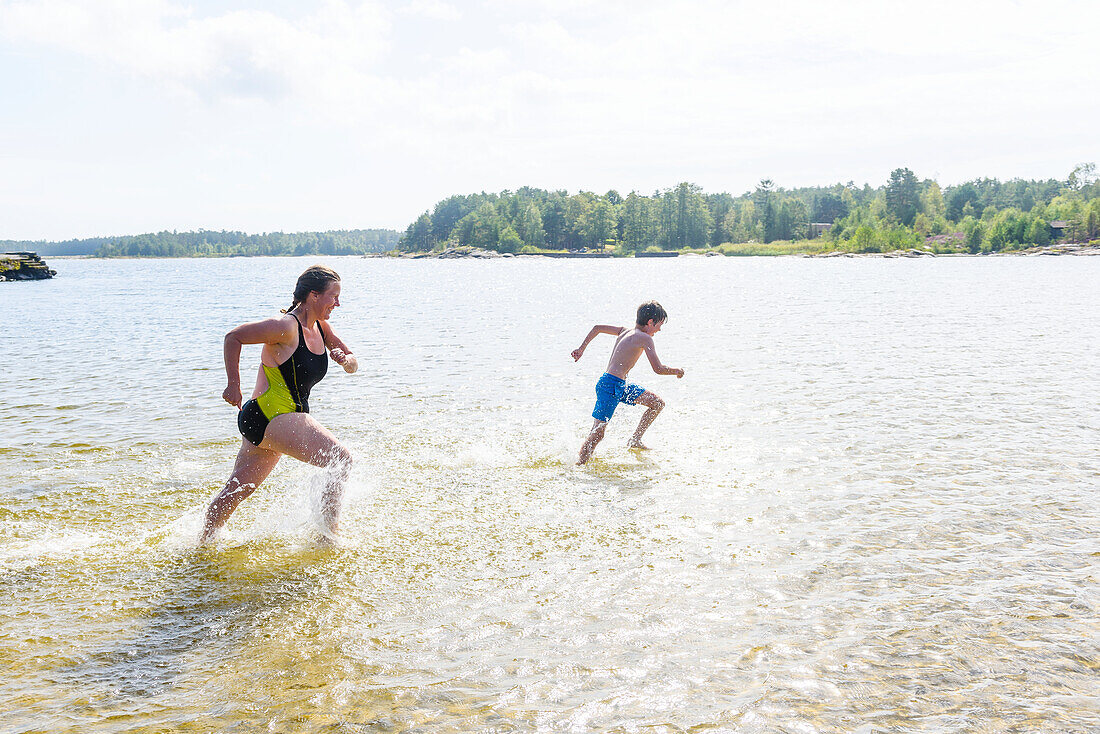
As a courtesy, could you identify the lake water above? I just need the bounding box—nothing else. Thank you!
[1,255,1097,733]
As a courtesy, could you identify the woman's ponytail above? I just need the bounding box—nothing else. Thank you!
[282,266,339,314]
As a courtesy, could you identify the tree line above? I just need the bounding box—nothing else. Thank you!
[3,229,401,257]
[398,164,1100,254]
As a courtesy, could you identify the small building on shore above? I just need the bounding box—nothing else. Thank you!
[808,222,833,239]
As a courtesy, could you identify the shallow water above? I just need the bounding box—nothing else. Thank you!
[1,256,1097,732]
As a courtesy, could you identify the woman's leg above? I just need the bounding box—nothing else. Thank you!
[259,413,352,537]
[201,439,282,543]
[628,391,664,449]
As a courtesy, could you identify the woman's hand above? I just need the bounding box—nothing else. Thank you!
[331,348,358,374]
[223,383,242,408]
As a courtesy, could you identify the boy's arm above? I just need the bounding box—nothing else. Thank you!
[643,338,685,378]
[571,325,624,361]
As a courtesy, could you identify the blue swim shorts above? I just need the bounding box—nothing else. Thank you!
[592,372,646,422]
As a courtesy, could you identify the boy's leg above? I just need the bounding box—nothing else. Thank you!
[578,419,607,465]
[628,391,664,449]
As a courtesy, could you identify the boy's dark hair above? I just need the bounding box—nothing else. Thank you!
[636,300,667,326]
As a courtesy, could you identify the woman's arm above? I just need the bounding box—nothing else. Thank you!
[320,321,358,374]
[222,317,294,406]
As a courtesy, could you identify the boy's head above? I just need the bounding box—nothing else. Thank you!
[636,300,667,330]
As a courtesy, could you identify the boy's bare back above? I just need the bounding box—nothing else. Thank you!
[571,319,682,380]
[605,327,656,380]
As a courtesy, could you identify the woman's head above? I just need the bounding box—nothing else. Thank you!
[285,265,341,315]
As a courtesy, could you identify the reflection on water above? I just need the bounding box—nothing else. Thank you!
[0,256,1098,732]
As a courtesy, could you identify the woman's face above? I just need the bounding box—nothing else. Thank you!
[311,281,341,319]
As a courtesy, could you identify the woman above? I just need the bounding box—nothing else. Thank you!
[201,265,357,543]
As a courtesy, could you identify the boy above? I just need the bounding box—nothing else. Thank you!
[572,301,684,464]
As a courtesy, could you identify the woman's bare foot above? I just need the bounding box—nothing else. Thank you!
[627,440,650,450]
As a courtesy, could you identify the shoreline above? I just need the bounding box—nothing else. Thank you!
[13,242,1100,263]
[379,242,1100,259]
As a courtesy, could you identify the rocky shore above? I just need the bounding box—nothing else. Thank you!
[1,252,56,281]
[809,248,937,258]
[1005,242,1100,256]
[382,246,513,259]
[379,246,611,259]
[808,242,1100,258]
[377,242,1100,260]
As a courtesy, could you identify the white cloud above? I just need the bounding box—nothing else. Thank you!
[398,0,460,22]
[0,0,392,102]
[0,0,1098,237]
[4,0,1095,138]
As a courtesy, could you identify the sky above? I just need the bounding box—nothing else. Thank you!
[1,0,1098,240]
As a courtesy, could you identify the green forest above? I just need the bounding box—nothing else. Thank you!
[398,164,1100,255]
[7,165,1099,259]
[3,229,400,257]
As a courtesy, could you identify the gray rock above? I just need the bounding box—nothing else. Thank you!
[1,252,56,281]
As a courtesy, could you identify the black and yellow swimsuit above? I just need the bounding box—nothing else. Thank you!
[238,313,329,447]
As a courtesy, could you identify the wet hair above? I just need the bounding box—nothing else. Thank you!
[283,265,340,314]
[636,300,667,326]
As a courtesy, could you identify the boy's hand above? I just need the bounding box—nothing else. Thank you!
[571,347,584,361]
[675,368,685,379]
[330,347,347,365]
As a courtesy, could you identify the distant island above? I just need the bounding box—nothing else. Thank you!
[0,229,400,258]
[6,166,1099,259]
[397,165,1100,256]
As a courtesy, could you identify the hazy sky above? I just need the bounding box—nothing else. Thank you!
[2,0,1097,240]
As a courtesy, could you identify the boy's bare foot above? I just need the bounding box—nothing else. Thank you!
[315,528,341,548]
[627,440,649,450]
